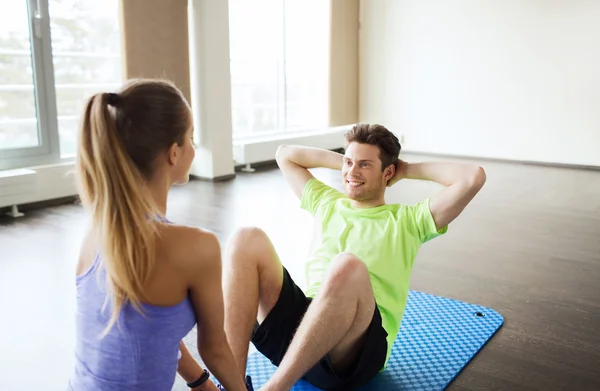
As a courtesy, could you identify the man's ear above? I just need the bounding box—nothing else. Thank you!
[384,163,395,181]
[167,142,179,166]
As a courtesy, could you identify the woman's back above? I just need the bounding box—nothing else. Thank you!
[70,79,248,391]
[69,225,197,391]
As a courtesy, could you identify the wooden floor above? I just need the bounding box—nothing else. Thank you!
[1,153,599,391]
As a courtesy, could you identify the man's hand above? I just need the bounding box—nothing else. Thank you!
[387,159,408,187]
[403,161,486,230]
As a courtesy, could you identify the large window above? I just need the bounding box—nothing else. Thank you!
[228,0,330,138]
[0,0,46,156]
[0,0,122,170]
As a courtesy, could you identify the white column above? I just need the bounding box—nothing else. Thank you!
[187,0,235,180]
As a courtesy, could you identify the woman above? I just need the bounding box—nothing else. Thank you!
[69,79,251,391]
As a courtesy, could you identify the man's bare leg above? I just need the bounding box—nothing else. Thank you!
[222,227,285,378]
[259,252,376,391]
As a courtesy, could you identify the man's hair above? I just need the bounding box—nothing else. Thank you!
[344,124,401,171]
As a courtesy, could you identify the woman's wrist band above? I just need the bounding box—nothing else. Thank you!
[187,369,210,388]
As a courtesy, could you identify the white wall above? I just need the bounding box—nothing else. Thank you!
[360,0,600,166]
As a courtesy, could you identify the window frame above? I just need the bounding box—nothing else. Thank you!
[0,0,61,170]
[1,0,122,171]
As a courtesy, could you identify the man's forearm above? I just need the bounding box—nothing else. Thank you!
[404,161,484,187]
[401,160,486,230]
[276,145,343,170]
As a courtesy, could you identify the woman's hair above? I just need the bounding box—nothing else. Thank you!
[76,79,192,334]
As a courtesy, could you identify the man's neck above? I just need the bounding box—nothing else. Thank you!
[349,197,386,209]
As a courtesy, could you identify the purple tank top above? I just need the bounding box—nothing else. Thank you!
[68,252,197,390]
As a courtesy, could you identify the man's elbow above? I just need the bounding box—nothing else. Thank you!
[469,166,486,191]
[275,144,291,163]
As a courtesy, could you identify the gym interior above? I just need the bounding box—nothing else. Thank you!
[1,1,599,390]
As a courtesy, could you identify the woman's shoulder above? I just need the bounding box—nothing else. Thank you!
[156,223,220,269]
[159,222,215,241]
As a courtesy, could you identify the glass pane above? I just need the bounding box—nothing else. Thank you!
[229,0,283,136]
[230,60,280,135]
[0,0,41,150]
[284,0,329,130]
[229,0,282,63]
[49,0,122,157]
[57,117,77,157]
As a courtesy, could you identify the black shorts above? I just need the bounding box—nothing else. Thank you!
[251,267,388,391]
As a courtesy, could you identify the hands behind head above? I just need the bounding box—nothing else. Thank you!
[387,159,408,187]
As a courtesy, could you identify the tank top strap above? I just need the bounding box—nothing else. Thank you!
[152,214,171,224]
[76,251,103,284]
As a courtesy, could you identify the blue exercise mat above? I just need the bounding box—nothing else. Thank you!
[245,290,504,390]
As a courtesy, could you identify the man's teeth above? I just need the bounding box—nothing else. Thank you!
[348,181,363,187]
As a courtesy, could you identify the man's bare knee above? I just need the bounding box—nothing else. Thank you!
[325,252,371,294]
[225,227,284,322]
[313,253,375,371]
[226,226,267,252]
[225,226,272,266]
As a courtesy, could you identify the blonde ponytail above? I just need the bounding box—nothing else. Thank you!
[77,92,159,335]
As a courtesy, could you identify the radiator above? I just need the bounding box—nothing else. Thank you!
[0,168,37,212]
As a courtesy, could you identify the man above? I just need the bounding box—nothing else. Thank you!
[222,124,486,391]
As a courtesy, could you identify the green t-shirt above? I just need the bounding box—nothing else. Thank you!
[300,177,448,367]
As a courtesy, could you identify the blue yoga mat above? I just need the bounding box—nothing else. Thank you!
[245,290,504,390]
